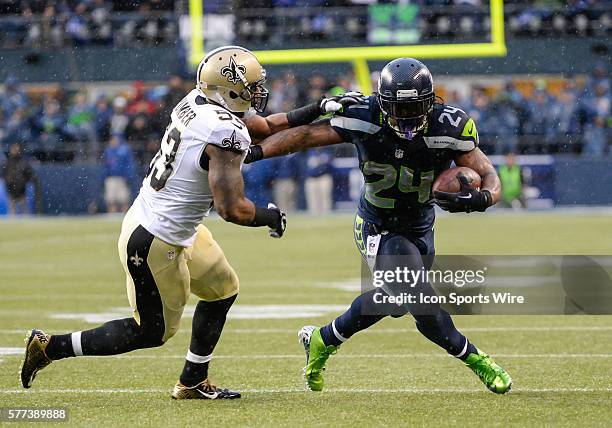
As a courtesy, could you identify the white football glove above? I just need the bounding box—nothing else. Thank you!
[319,91,366,114]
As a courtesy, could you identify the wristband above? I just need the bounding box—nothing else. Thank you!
[244,144,263,164]
[248,206,279,228]
[286,101,321,127]
[481,190,492,208]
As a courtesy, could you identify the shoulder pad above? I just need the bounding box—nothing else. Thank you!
[329,96,382,135]
[208,119,251,152]
[424,104,478,151]
[190,106,250,152]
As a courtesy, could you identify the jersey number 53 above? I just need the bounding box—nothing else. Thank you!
[147,127,182,191]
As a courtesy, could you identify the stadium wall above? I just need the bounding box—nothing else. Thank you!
[0,157,611,215]
[554,158,612,206]
[0,36,608,82]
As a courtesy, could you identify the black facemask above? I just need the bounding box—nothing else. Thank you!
[378,93,434,140]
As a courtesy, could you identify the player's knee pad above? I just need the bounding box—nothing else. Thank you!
[379,235,422,257]
[196,267,239,302]
[188,225,240,302]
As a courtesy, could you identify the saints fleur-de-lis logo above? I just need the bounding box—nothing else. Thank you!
[130,251,143,267]
[221,131,243,151]
[221,57,246,85]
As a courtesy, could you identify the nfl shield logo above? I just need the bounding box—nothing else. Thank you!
[395,149,404,159]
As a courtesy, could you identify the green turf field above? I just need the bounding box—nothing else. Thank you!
[1,213,611,427]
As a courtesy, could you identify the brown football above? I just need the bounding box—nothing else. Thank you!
[432,166,482,193]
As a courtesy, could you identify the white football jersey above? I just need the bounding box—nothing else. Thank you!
[131,89,251,247]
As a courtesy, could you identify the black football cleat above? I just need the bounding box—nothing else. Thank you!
[171,379,241,400]
[20,329,53,388]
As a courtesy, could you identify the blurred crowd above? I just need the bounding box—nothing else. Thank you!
[0,66,610,161]
[0,76,189,164]
[0,67,610,213]
[1,0,609,49]
[0,0,177,48]
[453,64,611,156]
[0,0,174,14]
[237,1,609,48]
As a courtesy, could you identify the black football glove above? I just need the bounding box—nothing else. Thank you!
[267,202,287,238]
[433,173,492,213]
[319,91,365,114]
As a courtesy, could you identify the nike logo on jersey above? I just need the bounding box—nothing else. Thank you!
[457,194,473,199]
[221,57,246,85]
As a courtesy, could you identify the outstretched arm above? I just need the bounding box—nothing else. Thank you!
[243,112,293,141]
[206,144,286,237]
[244,92,365,140]
[454,148,501,205]
[246,122,344,163]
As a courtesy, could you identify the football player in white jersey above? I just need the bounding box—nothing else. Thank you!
[20,46,363,399]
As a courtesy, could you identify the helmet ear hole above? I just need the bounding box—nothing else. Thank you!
[229,91,239,99]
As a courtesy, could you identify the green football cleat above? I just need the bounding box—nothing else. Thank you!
[464,348,512,394]
[298,326,337,391]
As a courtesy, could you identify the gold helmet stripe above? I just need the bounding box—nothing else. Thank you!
[203,45,251,61]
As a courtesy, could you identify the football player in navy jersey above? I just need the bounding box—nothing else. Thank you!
[245,58,512,394]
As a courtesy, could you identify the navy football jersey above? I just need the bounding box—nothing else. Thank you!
[330,96,479,234]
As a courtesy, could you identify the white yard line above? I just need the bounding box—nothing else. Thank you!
[1,326,611,335]
[91,353,612,359]
[0,387,611,394]
[1,347,611,359]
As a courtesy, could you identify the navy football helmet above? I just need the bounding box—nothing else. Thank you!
[377,58,435,140]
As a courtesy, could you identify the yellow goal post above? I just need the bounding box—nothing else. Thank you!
[189,0,506,94]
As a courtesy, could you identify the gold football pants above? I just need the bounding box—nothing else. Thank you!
[117,209,239,342]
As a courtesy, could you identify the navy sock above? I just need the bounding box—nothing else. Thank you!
[320,289,388,347]
[414,309,477,360]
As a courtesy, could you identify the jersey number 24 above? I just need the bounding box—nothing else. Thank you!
[363,162,434,208]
